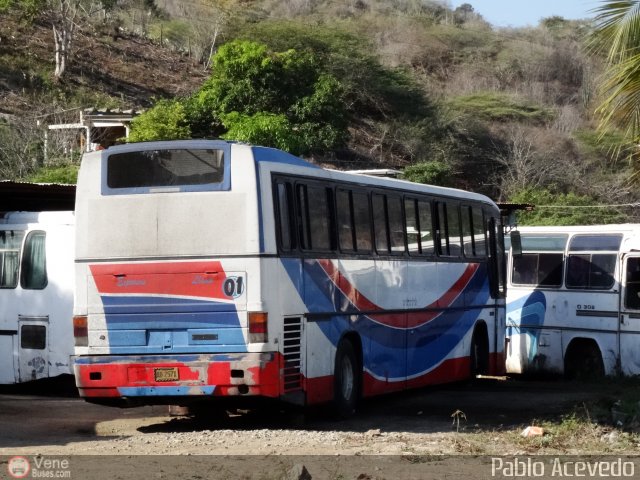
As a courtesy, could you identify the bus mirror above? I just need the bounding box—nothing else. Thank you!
[510,231,522,257]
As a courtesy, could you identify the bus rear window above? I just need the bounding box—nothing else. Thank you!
[107,149,224,189]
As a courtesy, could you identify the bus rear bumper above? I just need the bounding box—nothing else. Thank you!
[73,352,280,401]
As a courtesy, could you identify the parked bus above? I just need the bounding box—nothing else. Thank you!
[72,140,506,413]
[506,224,640,377]
[0,211,75,384]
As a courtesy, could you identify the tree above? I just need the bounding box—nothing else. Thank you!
[0,0,97,80]
[127,100,191,142]
[590,1,640,149]
[131,39,349,155]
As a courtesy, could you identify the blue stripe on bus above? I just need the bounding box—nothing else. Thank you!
[506,290,546,362]
[100,295,238,314]
[99,295,245,354]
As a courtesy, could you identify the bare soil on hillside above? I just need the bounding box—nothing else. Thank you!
[0,14,207,116]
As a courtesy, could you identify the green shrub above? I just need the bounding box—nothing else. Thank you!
[448,93,554,124]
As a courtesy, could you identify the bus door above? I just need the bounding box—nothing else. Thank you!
[620,254,640,375]
[17,316,49,382]
[0,228,25,383]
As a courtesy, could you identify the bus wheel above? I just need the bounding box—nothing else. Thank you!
[470,325,489,377]
[564,340,604,380]
[333,339,360,418]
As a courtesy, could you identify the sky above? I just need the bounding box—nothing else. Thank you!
[449,0,599,28]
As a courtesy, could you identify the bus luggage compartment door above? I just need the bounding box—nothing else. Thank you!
[17,316,49,382]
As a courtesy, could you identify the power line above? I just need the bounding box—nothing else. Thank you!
[534,203,640,209]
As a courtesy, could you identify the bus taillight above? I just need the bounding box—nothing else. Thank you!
[248,312,268,343]
[73,315,88,347]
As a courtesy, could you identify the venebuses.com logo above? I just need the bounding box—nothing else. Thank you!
[6,456,71,478]
[7,456,30,479]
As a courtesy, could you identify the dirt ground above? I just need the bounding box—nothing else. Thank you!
[0,376,638,479]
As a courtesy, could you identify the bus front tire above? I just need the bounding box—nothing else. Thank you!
[333,339,360,418]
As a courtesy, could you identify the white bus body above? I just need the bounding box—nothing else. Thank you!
[0,211,75,383]
[73,140,506,409]
[506,224,640,377]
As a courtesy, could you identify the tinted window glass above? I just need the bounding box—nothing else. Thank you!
[0,230,24,289]
[625,257,640,309]
[387,196,405,254]
[462,207,474,257]
[337,190,354,252]
[405,199,420,254]
[21,325,46,350]
[307,185,332,251]
[108,149,224,188]
[296,184,311,250]
[521,235,568,251]
[353,192,372,253]
[418,201,434,255]
[373,194,388,253]
[569,234,622,252]
[21,231,47,290]
[512,253,563,287]
[276,183,293,251]
[437,202,448,256]
[566,254,616,289]
[472,208,486,257]
[446,204,462,256]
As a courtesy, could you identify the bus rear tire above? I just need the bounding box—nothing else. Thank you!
[333,339,360,418]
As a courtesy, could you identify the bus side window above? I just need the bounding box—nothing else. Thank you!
[275,182,294,252]
[21,231,47,290]
[337,189,355,252]
[472,207,486,257]
[462,206,474,257]
[387,195,405,254]
[436,202,449,256]
[405,198,420,254]
[373,194,389,254]
[418,200,434,255]
[296,184,311,250]
[566,254,616,290]
[353,192,372,253]
[0,230,25,289]
[306,185,333,251]
[626,257,640,309]
[446,203,462,257]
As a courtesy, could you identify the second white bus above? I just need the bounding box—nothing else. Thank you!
[506,224,640,377]
[0,211,75,384]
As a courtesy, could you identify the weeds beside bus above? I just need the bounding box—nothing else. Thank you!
[0,211,74,384]
[73,140,506,413]
[506,224,640,377]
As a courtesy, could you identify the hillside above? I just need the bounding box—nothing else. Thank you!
[0,12,206,116]
[0,0,637,224]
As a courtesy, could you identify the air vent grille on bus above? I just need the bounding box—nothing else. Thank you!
[282,317,302,392]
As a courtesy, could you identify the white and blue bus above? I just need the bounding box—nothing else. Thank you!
[72,140,506,413]
[506,224,640,377]
[0,211,75,384]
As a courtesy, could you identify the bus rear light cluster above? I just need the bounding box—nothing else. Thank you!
[73,315,88,347]
[248,312,268,343]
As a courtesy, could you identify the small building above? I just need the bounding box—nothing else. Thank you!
[45,108,140,160]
